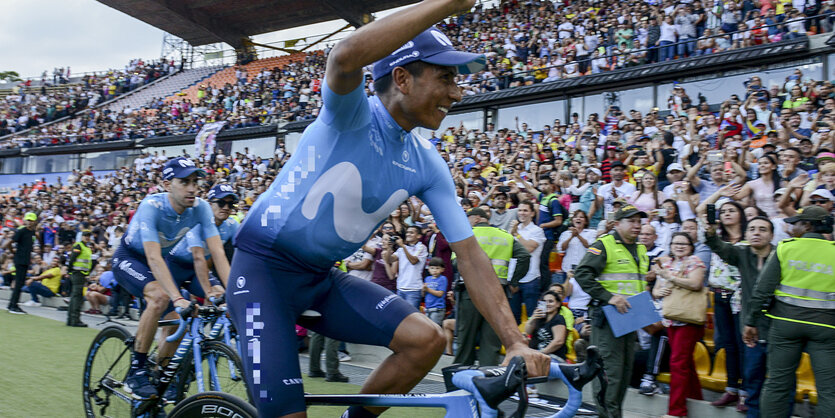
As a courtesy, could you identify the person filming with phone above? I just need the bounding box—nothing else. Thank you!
[524,290,568,359]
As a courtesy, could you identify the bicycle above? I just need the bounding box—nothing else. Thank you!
[82,302,250,417]
[164,346,606,418]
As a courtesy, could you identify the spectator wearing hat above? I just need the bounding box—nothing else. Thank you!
[574,205,649,418]
[3,212,38,314]
[743,206,835,416]
[67,230,95,327]
[579,167,604,229]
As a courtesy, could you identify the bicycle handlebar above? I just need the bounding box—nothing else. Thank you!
[165,303,196,343]
[447,346,606,418]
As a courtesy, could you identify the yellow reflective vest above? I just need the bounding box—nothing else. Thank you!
[72,241,93,275]
[774,238,835,311]
[472,226,514,285]
[598,234,648,296]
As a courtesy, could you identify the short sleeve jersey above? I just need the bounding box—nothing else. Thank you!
[236,80,473,269]
[121,193,219,258]
[168,218,239,264]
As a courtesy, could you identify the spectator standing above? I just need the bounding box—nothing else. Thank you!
[557,210,597,274]
[454,208,530,367]
[574,205,648,418]
[652,232,707,418]
[307,328,349,382]
[67,230,94,327]
[3,212,38,314]
[508,201,546,324]
[706,216,775,415]
[390,225,428,311]
[422,257,448,327]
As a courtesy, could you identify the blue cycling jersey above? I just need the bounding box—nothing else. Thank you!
[121,193,219,257]
[168,218,239,264]
[236,80,473,269]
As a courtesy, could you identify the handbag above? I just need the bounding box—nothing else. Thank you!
[662,284,708,325]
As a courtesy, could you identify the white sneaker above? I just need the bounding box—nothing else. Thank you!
[338,351,352,362]
[22,300,41,307]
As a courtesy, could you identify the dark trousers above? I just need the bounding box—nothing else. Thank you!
[454,290,501,366]
[591,308,637,418]
[743,342,768,417]
[713,289,743,392]
[67,271,86,325]
[308,331,340,375]
[509,278,541,324]
[538,239,555,293]
[646,330,669,376]
[761,319,833,418]
[7,264,28,309]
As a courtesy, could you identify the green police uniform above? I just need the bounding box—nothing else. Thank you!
[574,206,648,418]
[68,238,92,326]
[746,230,835,417]
[454,221,530,366]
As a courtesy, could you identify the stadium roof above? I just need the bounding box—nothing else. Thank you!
[96,0,418,49]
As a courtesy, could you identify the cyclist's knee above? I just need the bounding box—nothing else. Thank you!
[143,286,170,311]
[393,314,445,358]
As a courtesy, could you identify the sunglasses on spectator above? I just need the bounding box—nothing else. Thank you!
[212,200,237,208]
[810,199,830,204]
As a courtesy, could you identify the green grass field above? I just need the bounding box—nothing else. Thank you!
[0,311,444,417]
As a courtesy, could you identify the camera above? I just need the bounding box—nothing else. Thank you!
[389,236,400,245]
[502,168,514,175]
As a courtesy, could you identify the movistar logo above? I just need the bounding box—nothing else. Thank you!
[389,51,420,67]
[391,41,414,55]
[430,30,453,47]
[302,162,408,243]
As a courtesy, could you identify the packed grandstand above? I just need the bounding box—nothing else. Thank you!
[2,0,834,417]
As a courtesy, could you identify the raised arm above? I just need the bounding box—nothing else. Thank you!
[325,0,475,94]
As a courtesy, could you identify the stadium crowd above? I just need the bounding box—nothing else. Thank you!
[5,0,835,149]
[2,56,834,414]
[0,58,178,145]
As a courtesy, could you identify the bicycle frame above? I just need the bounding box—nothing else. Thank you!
[305,392,482,418]
[207,313,242,381]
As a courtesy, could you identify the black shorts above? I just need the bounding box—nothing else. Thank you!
[226,249,416,416]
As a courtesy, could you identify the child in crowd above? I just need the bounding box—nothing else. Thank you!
[422,257,448,327]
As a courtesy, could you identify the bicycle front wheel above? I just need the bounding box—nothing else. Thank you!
[176,340,252,404]
[82,324,135,418]
[167,391,257,418]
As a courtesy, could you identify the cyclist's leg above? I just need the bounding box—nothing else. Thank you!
[310,268,445,415]
[112,248,161,355]
[225,250,321,418]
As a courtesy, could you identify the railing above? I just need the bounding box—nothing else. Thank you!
[456,13,830,90]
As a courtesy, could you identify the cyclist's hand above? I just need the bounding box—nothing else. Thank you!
[173,298,191,310]
[504,342,550,377]
[208,285,225,301]
[608,294,631,314]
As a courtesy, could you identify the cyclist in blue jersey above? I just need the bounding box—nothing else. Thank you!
[167,183,240,300]
[227,1,550,417]
[111,157,231,400]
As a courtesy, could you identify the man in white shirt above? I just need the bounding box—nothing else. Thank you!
[596,161,637,213]
[508,201,546,324]
[389,225,428,311]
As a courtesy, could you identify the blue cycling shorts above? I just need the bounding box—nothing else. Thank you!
[226,249,417,417]
[111,245,208,313]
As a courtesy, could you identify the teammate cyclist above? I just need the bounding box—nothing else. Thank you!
[112,157,230,400]
[227,1,550,417]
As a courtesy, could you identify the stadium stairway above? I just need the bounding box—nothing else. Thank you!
[103,65,224,113]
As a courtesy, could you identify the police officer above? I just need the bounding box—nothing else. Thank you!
[67,230,94,327]
[454,207,531,366]
[743,205,835,417]
[574,205,648,418]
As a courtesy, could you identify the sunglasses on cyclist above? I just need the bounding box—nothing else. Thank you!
[212,200,237,208]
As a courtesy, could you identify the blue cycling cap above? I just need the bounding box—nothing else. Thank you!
[207,183,239,202]
[162,157,206,181]
[372,27,486,80]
